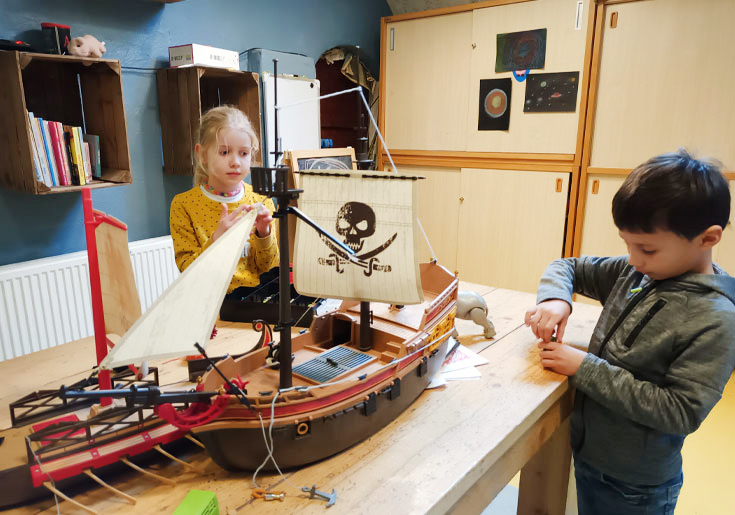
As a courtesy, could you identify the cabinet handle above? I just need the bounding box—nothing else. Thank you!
[459,196,464,203]
[472,43,476,49]
[610,12,618,28]
[555,178,563,192]
[390,28,395,51]
[592,180,600,194]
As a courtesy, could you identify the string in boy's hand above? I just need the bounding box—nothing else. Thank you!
[537,338,586,376]
[524,299,571,342]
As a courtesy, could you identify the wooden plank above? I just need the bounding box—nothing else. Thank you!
[386,150,575,162]
[383,0,535,22]
[447,392,572,514]
[0,51,36,193]
[96,222,142,337]
[390,155,574,172]
[574,0,601,166]
[573,1,607,257]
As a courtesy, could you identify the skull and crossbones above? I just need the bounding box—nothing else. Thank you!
[336,202,375,253]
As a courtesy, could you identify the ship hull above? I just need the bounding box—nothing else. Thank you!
[195,335,449,471]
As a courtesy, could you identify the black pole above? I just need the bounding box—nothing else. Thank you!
[272,58,292,389]
[277,194,292,389]
[359,301,372,351]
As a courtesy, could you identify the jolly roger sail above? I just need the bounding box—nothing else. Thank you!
[293,170,424,305]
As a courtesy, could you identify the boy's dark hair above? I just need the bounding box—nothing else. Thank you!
[612,149,730,239]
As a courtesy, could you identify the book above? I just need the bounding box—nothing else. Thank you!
[53,122,73,186]
[72,127,87,185]
[82,142,92,183]
[26,112,47,185]
[32,117,52,186]
[38,118,58,187]
[63,125,81,186]
[83,134,101,179]
[48,121,68,186]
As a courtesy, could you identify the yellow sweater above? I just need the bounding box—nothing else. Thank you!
[169,183,279,293]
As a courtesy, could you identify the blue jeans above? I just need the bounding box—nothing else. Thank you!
[574,457,683,515]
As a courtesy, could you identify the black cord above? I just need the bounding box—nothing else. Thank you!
[121,66,158,72]
[238,47,308,57]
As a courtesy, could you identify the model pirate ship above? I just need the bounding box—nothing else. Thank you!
[0,68,459,508]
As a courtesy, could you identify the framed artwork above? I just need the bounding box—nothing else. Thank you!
[496,28,547,73]
[478,78,512,131]
[523,71,580,113]
[289,148,357,172]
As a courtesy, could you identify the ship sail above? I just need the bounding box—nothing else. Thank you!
[99,210,258,369]
[293,170,424,305]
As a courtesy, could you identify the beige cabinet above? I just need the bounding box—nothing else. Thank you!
[466,2,590,154]
[457,168,569,293]
[398,165,569,293]
[713,180,735,274]
[383,12,472,151]
[383,0,593,154]
[589,0,735,170]
[578,174,627,258]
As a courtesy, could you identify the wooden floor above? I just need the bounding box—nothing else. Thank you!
[677,373,735,515]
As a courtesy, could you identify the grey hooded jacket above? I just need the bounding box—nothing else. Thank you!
[537,255,735,485]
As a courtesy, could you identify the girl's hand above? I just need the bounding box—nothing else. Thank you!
[525,299,571,342]
[246,202,273,237]
[211,203,248,242]
[538,339,586,376]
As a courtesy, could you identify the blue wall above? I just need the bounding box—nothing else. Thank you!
[0,0,390,266]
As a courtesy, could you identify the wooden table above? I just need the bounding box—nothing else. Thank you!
[1,283,602,514]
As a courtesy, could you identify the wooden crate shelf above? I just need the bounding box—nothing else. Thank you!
[157,67,262,176]
[0,51,132,194]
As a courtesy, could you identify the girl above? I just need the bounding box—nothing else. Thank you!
[169,105,279,295]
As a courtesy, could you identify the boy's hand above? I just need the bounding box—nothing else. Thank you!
[538,339,586,376]
[525,300,571,342]
[211,203,248,242]
[246,202,273,237]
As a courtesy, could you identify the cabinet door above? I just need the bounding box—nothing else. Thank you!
[590,0,735,169]
[713,180,735,274]
[579,175,627,258]
[392,164,461,272]
[457,168,569,293]
[384,13,472,151]
[467,0,592,154]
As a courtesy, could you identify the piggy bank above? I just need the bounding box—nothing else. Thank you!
[68,34,106,58]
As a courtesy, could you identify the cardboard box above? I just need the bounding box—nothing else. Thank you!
[168,44,240,70]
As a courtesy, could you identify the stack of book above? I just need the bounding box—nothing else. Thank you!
[26,111,102,188]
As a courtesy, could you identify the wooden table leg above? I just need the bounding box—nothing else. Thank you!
[445,387,573,515]
[517,414,572,515]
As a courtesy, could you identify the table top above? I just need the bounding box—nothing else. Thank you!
[1,282,602,514]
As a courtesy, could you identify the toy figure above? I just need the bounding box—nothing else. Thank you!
[67,34,106,58]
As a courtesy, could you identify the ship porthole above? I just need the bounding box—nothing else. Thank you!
[296,422,310,436]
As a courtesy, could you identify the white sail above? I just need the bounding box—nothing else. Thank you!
[293,170,424,305]
[100,210,258,369]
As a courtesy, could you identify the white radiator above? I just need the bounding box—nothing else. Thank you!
[0,236,179,361]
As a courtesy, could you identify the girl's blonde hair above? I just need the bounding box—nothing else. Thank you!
[193,105,260,186]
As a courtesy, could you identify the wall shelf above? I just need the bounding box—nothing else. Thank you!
[157,66,262,175]
[0,51,132,194]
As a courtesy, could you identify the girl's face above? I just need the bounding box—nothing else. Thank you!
[198,127,252,192]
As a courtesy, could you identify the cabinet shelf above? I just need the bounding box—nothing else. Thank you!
[157,67,262,175]
[0,51,132,194]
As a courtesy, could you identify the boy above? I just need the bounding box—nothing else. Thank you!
[525,149,735,514]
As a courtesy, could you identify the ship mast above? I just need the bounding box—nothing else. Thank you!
[251,60,356,389]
